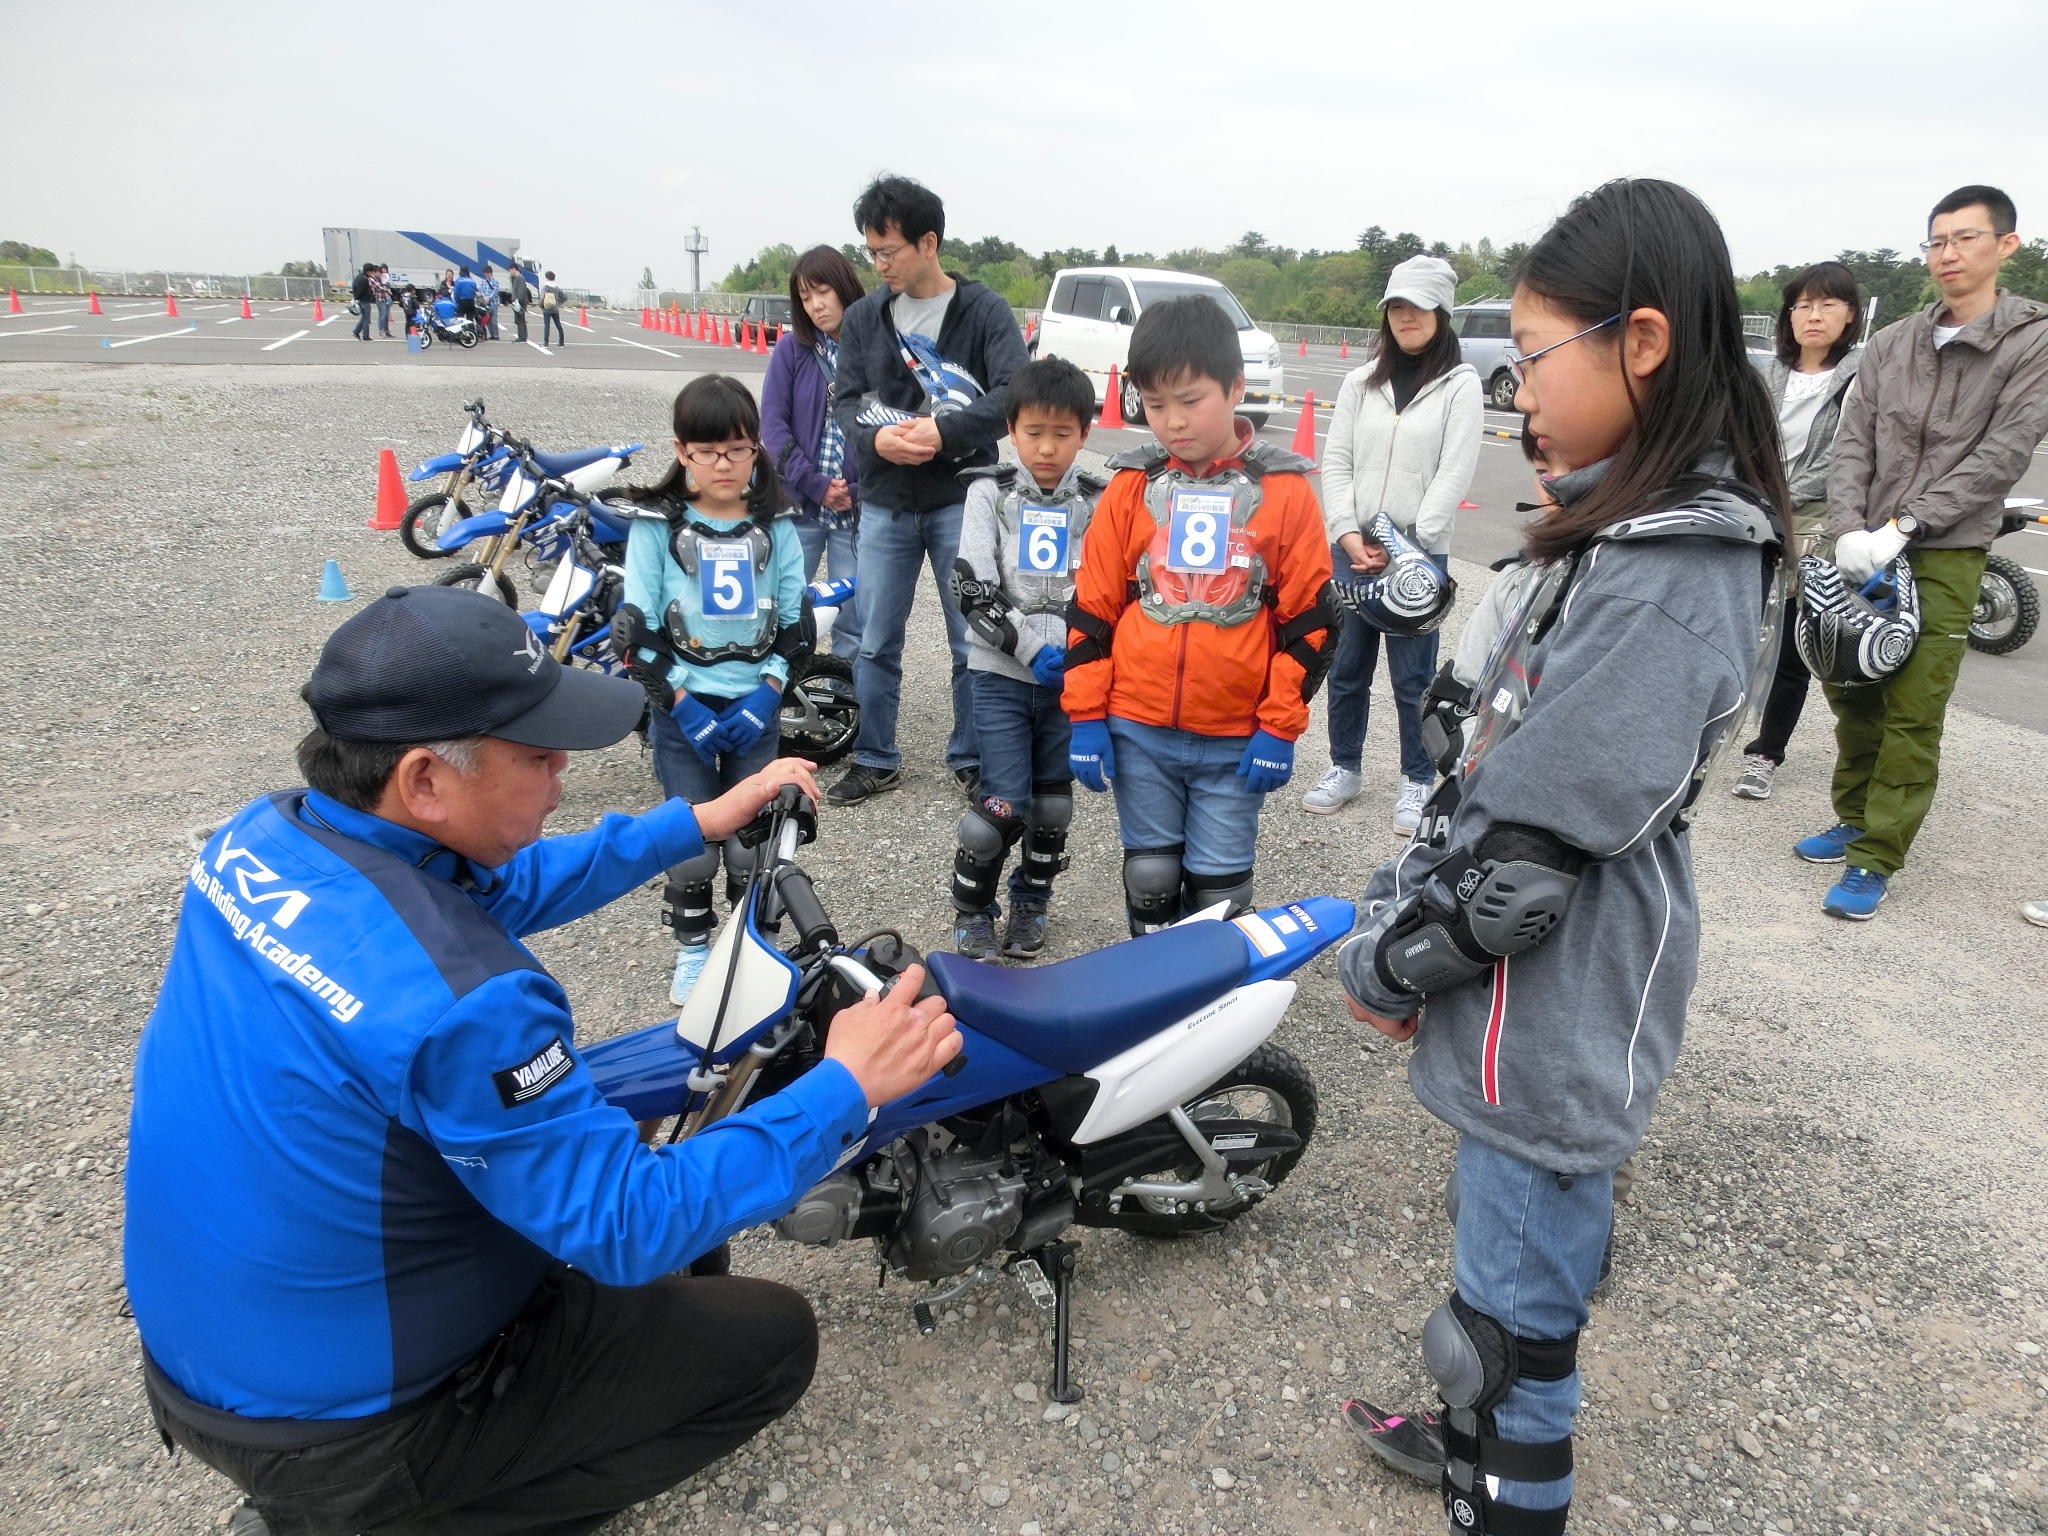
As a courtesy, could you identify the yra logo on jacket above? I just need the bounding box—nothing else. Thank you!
[213,838,310,929]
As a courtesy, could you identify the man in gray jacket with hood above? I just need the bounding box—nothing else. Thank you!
[1797,185,2048,920]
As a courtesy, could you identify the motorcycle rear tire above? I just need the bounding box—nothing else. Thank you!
[779,654,860,766]
[1968,553,2039,655]
[1117,1042,1318,1239]
[398,493,472,560]
[433,562,518,606]
[458,330,479,349]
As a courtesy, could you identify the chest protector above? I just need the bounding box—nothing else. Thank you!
[1114,440,1315,629]
[987,465,1104,616]
[664,515,778,665]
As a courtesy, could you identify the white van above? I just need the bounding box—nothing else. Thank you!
[1033,267,1284,429]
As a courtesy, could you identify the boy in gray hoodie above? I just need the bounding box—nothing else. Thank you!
[945,359,1104,959]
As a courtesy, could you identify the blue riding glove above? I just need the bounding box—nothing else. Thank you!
[1029,644,1067,689]
[1068,718,1115,793]
[669,692,724,766]
[714,680,781,756]
[1236,730,1294,795]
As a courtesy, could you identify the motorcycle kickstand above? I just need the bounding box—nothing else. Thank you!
[1030,1240,1084,1405]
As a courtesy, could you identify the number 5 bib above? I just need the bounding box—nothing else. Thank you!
[664,516,778,664]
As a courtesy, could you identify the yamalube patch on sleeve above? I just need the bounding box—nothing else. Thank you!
[493,1036,573,1108]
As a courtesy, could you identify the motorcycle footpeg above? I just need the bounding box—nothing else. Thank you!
[1006,1256,1058,1312]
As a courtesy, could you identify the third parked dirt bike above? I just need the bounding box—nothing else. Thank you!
[1970,499,2045,656]
[399,399,514,559]
[432,432,641,605]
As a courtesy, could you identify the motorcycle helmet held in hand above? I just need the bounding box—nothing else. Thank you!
[1331,512,1457,635]
[1793,553,1921,686]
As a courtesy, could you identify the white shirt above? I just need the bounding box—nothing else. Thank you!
[1777,366,1836,467]
[1933,322,1965,349]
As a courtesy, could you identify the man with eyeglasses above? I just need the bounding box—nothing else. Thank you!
[1797,184,2048,920]
[824,175,1029,807]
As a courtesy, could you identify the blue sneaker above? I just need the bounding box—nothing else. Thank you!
[1822,867,1888,920]
[1794,822,1863,864]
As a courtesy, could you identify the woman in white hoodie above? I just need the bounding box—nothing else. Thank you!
[1304,255,1482,835]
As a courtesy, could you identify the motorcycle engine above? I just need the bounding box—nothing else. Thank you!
[888,1144,1025,1282]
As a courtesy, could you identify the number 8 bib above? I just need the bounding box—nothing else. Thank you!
[698,539,757,615]
[1165,488,1233,574]
[1016,503,1071,574]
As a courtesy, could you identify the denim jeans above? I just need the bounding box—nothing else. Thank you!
[970,671,1070,899]
[1106,717,1262,875]
[375,299,393,336]
[852,500,976,773]
[1324,547,1445,783]
[352,301,371,340]
[542,310,566,346]
[792,516,863,660]
[1449,1134,1612,1516]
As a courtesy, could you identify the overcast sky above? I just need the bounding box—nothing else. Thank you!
[7,0,2039,296]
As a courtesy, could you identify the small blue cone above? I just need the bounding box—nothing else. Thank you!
[407,327,424,353]
[316,558,356,603]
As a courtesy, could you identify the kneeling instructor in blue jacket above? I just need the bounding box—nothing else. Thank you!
[124,584,959,1536]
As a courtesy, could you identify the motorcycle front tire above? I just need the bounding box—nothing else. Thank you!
[433,562,518,606]
[458,329,479,349]
[398,493,471,560]
[1968,553,2039,655]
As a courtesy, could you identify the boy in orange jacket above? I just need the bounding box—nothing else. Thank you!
[1063,296,1336,934]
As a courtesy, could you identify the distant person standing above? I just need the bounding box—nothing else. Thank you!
[437,268,455,298]
[824,175,1027,807]
[1797,184,2048,920]
[506,264,532,343]
[541,271,567,348]
[350,264,374,342]
[479,264,502,341]
[761,244,868,660]
[370,265,393,339]
[453,266,479,324]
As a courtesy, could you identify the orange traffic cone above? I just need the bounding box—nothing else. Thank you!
[367,449,408,531]
[1290,393,1318,462]
[1339,339,1350,359]
[1457,499,1480,510]
[6,289,19,314]
[240,294,254,319]
[699,310,711,341]
[1296,337,1307,357]
[1099,365,1126,430]
[313,299,326,323]
[1025,316,1036,342]
[88,291,103,315]
[752,322,767,355]
[640,307,650,328]
[166,292,180,318]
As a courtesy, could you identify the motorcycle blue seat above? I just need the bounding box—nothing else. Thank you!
[926,921,1249,1074]
[528,445,618,478]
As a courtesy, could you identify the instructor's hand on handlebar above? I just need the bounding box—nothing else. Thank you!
[693,758,819,842]
[826,965,962,1107]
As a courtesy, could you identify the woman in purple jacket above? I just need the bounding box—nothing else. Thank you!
[762,245,867,659]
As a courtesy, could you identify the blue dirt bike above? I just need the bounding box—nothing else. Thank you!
[432,431,642,605]
[398,398,517,559]
[582,787,1347,1400]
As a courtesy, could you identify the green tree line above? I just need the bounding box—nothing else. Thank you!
[720,227,2048,336]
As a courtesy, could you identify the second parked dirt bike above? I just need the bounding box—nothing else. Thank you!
[399,399,514,559]
[1970,498,2045,655]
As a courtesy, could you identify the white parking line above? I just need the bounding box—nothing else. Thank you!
[317,314,346,327]
[217,316,243,324]
[262,329,309,352]
[108,310,179,323]
[611,337,681,359]
[526,339,554,357]
[1,306,87,319]
[192,303,227,311]
[267,306,294,314]
[0,325,77,337]
[105,325,199,350]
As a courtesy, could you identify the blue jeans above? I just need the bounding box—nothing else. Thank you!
[793,515,863,660]
[1325,548,1445,783]
[375,299,393,337]
[352,301,371,339]
[852,500,976,773]
[647,693,781,811]
[1106,717,1262,875]
[1449,1135,1612,1516]
[542,309,565,346]
[970,671,1070,899]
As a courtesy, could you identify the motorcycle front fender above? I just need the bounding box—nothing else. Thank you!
[436,510,514,551]
[411,451,464,480]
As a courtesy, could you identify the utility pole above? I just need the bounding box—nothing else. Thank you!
[685,227,708,297]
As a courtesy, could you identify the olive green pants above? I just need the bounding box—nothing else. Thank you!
[1824,545,1986,877]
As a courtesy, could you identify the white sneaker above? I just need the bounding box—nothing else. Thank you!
[1392,778,1431,837]
[2023,899,2048,930]
[1730,753,1776,800]
[670,943,709,1008]
[1301,765,1363,814]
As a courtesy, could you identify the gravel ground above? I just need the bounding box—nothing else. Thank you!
[1,361,2045,1536]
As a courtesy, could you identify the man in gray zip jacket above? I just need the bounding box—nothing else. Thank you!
[1802,184,2048,918]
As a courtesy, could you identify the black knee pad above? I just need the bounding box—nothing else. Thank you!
[1183,867,1254,919]
[1122,844,1185,936]
[1424,1292,1578,1534]
[953,800,1024,914]
[1017,784,1073,897]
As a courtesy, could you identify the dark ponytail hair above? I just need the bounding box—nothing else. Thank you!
[1516,178,1788,564]
[1367,305,1462,393]
[618,374,784,526]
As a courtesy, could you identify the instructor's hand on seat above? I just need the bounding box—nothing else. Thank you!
[826,965,962,1107]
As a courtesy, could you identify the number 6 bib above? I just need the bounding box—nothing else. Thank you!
[1016,503,1071,574]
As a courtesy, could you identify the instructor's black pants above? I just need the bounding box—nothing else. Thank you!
[145,1266,817,1536]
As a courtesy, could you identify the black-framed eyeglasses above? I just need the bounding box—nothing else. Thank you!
[681,443,759,467]
[1502,314,1622,384]
[865,241,909,268]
